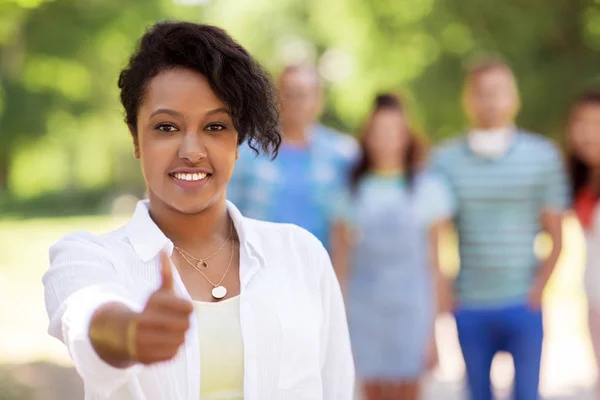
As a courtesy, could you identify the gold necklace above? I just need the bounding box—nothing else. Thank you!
[178,240,236,300]
[174,221,233,270]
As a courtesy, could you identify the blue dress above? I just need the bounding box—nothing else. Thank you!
[335,172,455,379]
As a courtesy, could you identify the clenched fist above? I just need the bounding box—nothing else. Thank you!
[129,251,194,364]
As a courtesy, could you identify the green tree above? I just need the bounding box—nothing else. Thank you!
[204,0,600,139]
[3,0,600,204]
[0,0,204,194]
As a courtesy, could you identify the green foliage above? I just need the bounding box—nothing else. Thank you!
[0,0,201,197]
[0,185,143,219]
[203,0,600,140]
[2,0,600,213]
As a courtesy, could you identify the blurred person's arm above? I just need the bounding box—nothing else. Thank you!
[424,174,457,369]
[530,143,570,309]
[313,238,355,398]
[430,219,456,314]
[533,210,563,294]
[329,133,359,293]
[426,219,451,370]
[329,187,355,294]
[330,220,352,295]
[423,168,458,313]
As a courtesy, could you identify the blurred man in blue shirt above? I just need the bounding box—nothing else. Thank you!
[228,65,358,249]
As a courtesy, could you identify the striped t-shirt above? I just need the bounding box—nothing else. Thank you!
[430,131,570,307]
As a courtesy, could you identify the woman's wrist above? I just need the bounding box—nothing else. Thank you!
[89,302,137,368]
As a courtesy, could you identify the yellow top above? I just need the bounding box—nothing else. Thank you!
[194,296,244,400]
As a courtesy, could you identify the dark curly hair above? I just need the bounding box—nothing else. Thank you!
[118,21,282,158]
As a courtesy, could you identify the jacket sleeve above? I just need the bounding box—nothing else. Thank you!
[43,233,145,397]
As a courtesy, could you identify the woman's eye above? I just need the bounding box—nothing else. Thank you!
[156,124,178,133]
[206,123,226,132]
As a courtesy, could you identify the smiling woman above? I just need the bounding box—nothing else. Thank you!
[131,68,239,215]
[42,21,354,400]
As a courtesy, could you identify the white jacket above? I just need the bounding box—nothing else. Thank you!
[43,200,355,400]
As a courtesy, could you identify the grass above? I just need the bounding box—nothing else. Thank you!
[0,215,129,277]
[0,214,129,363]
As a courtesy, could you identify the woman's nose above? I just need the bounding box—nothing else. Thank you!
[178,132,207,163]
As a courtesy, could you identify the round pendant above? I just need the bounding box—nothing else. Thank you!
[196,260,208,270]
[211,286,227,299]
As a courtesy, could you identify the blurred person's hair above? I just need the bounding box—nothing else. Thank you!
[464,55,514,82]
[350,93,424,192]
[568,88,600,201]
[118,21,281,157]
[278,64,321,89]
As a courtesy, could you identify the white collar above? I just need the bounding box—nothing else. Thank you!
[125,200,263,263]
[468,127,516,158]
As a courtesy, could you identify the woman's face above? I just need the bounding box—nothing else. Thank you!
[364,109,409,164]
[133,67,238,214]
[569,102,600,168]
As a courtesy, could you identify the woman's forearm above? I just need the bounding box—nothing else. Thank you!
[430,220,456,314]
[330,221,352,293]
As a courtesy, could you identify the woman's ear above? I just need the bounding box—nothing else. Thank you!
[128,124,140,159]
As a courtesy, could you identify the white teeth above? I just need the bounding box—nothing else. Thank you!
[173,172,207,182]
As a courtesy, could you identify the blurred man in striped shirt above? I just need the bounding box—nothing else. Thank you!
[430,58,569,400]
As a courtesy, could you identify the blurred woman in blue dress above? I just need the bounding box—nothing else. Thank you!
[331,93,455,400]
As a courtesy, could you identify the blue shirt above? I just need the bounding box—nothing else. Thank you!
[227,124,358,248]
[429,131,570,307]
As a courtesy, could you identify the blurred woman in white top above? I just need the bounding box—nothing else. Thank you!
[42,21,354,400]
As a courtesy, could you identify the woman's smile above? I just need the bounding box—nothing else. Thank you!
[169,168,212,190]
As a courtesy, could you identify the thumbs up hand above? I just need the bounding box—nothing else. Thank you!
[127,251,194,365]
